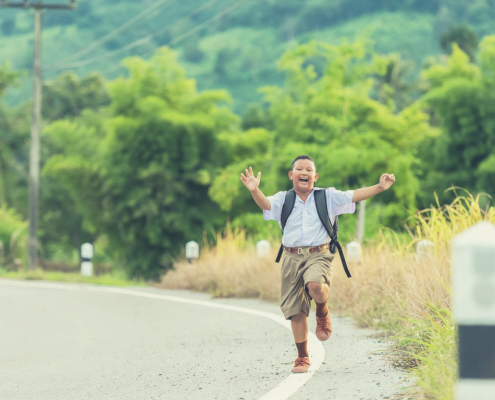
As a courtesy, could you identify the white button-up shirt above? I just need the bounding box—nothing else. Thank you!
[263,187,355,247]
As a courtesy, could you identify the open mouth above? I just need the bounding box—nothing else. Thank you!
[299,178,309,183]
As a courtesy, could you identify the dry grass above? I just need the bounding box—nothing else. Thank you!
[328,245,450,328]
[159,191,493,400]
[159,227,281,301]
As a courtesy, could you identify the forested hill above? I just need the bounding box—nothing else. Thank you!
[1,0,494,111]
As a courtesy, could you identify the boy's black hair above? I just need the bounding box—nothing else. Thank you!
[291,155,316,171]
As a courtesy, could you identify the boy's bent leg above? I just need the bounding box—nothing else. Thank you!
[306,281,332,341]
[304,250,334,341]
[306,281,329,306]
[306,281,330,318]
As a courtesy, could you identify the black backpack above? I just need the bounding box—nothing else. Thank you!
[274,189,352,278]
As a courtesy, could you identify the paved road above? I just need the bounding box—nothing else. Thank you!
[0,280,409,399]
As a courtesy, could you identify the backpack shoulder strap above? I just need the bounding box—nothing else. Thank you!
[281,189,296,232]
[314,189,336,240]
[275,189,296,263]
[314,189,352,278]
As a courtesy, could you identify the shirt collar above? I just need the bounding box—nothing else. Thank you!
[295,187,322,203]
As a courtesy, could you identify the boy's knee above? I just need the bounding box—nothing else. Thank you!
[291,311,307,322]
[306,281,323,294]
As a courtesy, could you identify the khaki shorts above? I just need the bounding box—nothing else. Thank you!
[280,246,334,320]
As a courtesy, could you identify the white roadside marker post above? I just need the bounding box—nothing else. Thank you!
[346,241,361,264]
[417,239,435,259]
[185,241,199,264]
[256,240,271,258]
[453,222,495,399]
[80,243,94,277]
[355,199,366,243]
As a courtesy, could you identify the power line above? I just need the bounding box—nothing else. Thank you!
[101,0,253,77]
[51,0,171,66]
[45,0,223,71]
[148,0,251,56]
[45,33,154,70]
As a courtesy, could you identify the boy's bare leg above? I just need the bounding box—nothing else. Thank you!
[291,312,309,343]
[290,312,310,373]
[306,281,332,341]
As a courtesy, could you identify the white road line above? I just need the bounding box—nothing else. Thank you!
[0,279,325,399]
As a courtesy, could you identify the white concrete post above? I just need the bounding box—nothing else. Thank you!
[185,241,199,264]
[346,241,361,263]
[80,243,94,277]
[453,222,495,399]
[355,199,366,243]
[256,240,271,258]
[417,240,435,259]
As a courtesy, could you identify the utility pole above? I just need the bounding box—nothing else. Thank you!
[1,0,76,270]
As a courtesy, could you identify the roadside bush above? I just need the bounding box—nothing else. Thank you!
[0,205,27,267]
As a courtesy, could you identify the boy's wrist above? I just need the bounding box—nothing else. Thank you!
[250,187,260,194]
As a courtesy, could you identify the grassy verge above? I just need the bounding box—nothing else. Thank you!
[0,267,143,287]
[159,192,492,399]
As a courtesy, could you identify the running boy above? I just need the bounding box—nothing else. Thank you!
[240,155,395,373]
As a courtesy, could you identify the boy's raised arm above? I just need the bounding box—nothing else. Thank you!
[240,166,271,210]
[352,173,396,203]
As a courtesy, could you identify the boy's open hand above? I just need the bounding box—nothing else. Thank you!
[379,173,396,191]
[240,166,261,192]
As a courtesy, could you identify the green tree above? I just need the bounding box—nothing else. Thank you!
[440,25,479,62]
[241,104,272,130]
[182,36,205,63]
[0,64,29,212]
[210,39,434,227]
[373,54,416,111]
[0,64,28,265]
[42,72,110,121]
[421,38,495,203]
[38,72,110,262]
[43,48,238,279]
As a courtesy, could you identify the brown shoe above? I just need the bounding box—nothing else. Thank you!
[292,357,310,373]
[316,313,332,341]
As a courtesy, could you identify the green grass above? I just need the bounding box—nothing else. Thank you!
[0,267,144,287]
[393,304,457,399]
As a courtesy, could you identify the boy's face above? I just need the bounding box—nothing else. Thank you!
[288,159,318,193]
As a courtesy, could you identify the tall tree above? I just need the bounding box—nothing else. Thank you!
[440,25,479,62]
[373,54,416,111]
[0,64,29,212]
[0,64,29,266]
[420,37,495,204]
[43,48,238,279]
[42,72,110,122]
[39,72,110,262]
[210,39,434,227]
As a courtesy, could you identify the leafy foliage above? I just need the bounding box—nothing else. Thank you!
[2,0,494,109]
[420,38,495,204]
[0,64,29,219]
[0,205,27,266]
[42,72,110,121]
[211,39,434,227]
[42,49,237,279]
[4,25,495,289]
[440,25,479,62]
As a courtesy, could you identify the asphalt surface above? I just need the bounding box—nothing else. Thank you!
[0,280,410,399]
